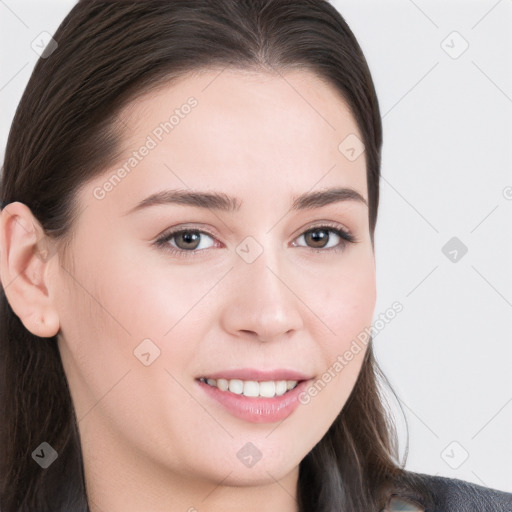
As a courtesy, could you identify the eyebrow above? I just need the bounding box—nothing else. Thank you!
[124,186,367,215]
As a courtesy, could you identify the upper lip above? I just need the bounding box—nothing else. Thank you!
[197,368,313,382]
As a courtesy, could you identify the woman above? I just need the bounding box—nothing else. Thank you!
[0,1,510,511]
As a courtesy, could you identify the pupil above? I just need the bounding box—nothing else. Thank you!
[308,229,327,248]
[180,232,199,249]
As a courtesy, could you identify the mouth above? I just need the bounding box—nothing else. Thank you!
[195,375,313,423]
[197,376,302,398]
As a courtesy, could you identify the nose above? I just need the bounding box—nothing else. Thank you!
[220,247,304,343]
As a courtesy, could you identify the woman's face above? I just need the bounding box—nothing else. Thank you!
[53,68,376,498]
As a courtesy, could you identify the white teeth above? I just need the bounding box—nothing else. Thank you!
[217,378,229,391]
[228,379,244,395]
[258,381,275,398]
[243,381,260,397]
[200,377,299,397]
[275,380,288,396]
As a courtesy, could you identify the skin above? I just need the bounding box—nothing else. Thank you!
[0,68,376,512]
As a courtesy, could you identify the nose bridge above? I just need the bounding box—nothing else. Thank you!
[223,233,303,341]
[236,234,287,304]
[252,250,283,291]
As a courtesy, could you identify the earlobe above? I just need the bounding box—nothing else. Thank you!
[0,201,60,338]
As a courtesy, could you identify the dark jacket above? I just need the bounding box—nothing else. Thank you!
[385,471,512,512]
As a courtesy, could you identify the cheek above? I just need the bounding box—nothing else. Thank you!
[296,284,374,442]
[306,249,377,349]
[100,259,220,351]
[55,251,205,447]
[325,268,376,346]
[298,253,376,414]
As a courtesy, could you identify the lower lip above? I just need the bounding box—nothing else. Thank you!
[197,379,312,423]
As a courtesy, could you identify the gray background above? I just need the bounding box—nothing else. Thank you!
[1,0,511,492]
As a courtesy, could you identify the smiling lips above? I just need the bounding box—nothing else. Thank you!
[196,367,314,418]
[197,375,313,423]
[197,367,312,398]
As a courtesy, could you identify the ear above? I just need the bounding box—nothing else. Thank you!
[0,201,60,337]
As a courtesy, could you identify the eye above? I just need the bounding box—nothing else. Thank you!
[291,224,356,253]
[154,228,216,257]
[153,223,357,258]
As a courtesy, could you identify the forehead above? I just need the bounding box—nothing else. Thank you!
[87,68,368,213]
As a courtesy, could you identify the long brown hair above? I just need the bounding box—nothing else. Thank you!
[0,1,435,510]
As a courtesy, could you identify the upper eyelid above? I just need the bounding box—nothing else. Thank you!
[294,222,352,238]
[159,222,351,240]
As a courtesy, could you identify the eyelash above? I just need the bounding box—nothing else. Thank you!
[153,223,357,259]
